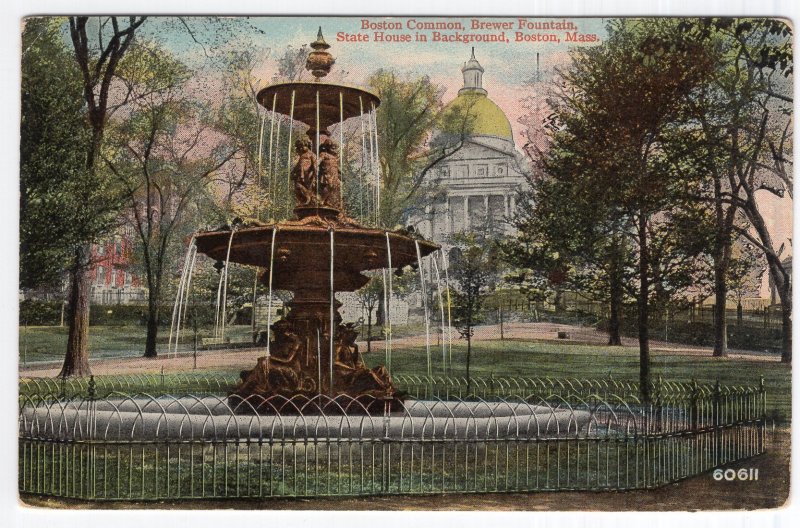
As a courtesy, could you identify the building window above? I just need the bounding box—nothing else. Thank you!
[111,269,117,287]
[97,245,105,256]
[449,199,465,233]
[97,266,105,285]
[495,164,506,176]
[468,196,486,229]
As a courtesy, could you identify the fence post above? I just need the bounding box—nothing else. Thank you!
[759,375,767,453]
[86,375,96,499]
[690,378,698,431]
[713,379,721,466]
[654,375,663,433]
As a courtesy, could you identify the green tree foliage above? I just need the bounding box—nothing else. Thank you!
[449,232,500,391]
[677,18,793,362]
[727,239,766,324]
[367,70,475,228]
[22,17,139,377]
[516,19,715,400]
[20,18,96,289]
[103,41,241,357]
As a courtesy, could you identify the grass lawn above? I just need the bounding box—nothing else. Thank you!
[18,324,257,364]
[18,328,791,422]
[17,323,428,365]
[372,339,792,423]
[166,338,789,423]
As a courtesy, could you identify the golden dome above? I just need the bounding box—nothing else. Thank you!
[441,90,514,141]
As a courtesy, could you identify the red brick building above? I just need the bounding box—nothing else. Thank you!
[89,227,146,305]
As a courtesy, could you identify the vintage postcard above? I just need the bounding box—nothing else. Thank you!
[15,13,792,515]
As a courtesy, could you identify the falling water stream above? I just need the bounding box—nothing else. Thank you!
[432,250,447,373]
[175,245,198,358]
[415,240,432,377]
[315,90,321,192]
[265,227,278,357]
[251,103,268,334]
[168,237,196,356]
[339,91,345,205]
[167,242,190,354]
[441,250,453,368]
[217,228,237,340]
[267,93,277,217]
[329,228,335,394]
[359,96,366,221]
[287,90,296,218]
[370,103,380,224]
[384,232,394,373]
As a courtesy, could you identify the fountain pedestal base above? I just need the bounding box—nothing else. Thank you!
[229,294,398,413]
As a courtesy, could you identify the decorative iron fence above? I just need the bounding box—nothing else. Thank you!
[19,375,766,500]
[20,372,747,401]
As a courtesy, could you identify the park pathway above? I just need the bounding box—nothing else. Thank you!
[19,321,780,378]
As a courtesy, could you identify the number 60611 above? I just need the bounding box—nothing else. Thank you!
[713,468,759,481]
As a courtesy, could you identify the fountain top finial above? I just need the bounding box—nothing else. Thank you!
[306,27,335,80]
[312,26,330,49]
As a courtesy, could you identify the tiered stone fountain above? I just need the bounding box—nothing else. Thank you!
[194,29,437,412]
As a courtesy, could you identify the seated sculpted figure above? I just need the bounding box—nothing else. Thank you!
[265,318,304,393]
[333,323,393,396]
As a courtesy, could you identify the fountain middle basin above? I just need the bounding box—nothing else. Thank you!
[194,222,436,293]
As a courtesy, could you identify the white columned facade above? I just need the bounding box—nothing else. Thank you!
[409,49,530,249]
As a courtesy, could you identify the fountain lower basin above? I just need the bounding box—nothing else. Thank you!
[20,397,591,441]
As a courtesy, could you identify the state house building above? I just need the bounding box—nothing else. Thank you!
[413,49,530,247]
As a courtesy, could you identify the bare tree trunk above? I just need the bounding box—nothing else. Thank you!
[770,261,792,363]
[59,246,91,377]
[607,247,623,346]
[608,293,623,346]
[781,293,792,363]
[712,262,728,357]
[366,309,373,354]
[637,214,651,403]
[465,330,472,394]
[554,288,565,313]
[144,282,160,358]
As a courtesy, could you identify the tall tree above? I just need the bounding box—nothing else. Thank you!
[353,275,384,354]
[49,16,148,376]
[541,20,714,400]
[727,239,766,325]
[449,232,499,391]
[679,18,793,362]
[103,41,240,357]
[368,70,475,228]
[503,152,635,346]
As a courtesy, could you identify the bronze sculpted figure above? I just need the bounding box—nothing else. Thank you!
[317,137,342,209]
[291,136,317,206]
[333,323,394,397]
